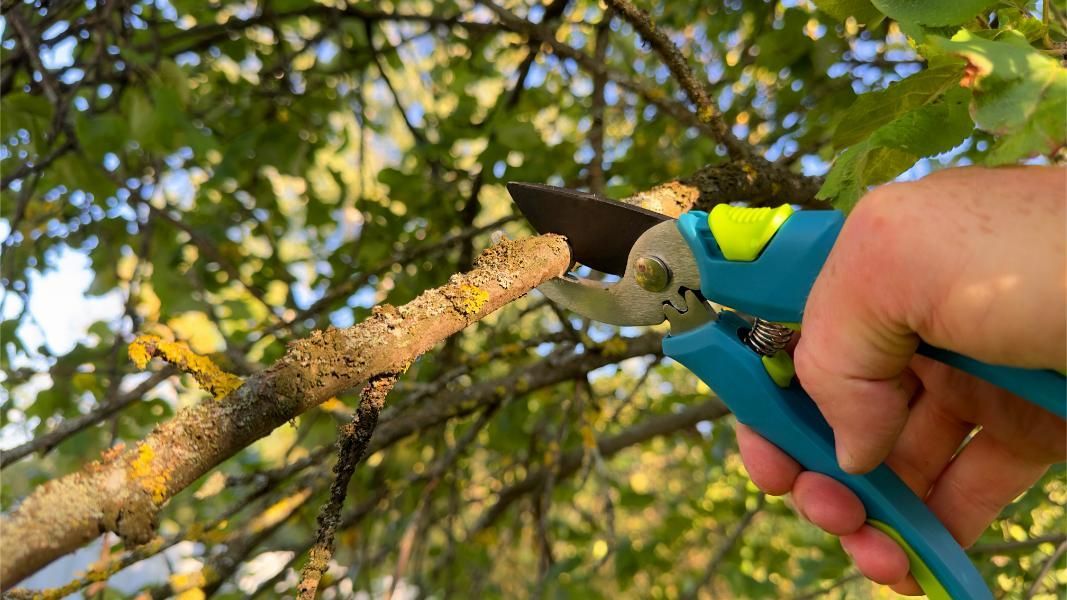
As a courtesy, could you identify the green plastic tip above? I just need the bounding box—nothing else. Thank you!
[868,520,952,600]
[708,204,794,261]
[761,351,796,388]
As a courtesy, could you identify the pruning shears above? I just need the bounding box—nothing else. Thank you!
[506,182,1067,600]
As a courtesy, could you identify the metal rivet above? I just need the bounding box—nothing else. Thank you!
[634,256,670,292]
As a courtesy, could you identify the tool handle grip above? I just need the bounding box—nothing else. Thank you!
[663,314,991,600]
[676,210,1067,418]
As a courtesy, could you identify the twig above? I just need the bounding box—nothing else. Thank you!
[970,534,1067,555]
[792,572,864,599]
[682,493,765,600]
[1,369,174,468]
[297,372,399,600]
[1025,540,1067,598]
[588,8,612,196]
[604,0,746,159]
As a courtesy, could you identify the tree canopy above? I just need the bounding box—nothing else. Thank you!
[1,0,1064,598]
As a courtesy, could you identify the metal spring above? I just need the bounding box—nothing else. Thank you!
[745,318,794,356]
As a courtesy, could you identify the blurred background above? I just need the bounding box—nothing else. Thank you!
[1,0,1064,598]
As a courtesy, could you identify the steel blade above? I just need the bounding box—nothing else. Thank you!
[506,182,670,276]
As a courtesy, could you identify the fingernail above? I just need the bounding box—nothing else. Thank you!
[837,446,858,474]
[791,495,808,521]
[840,540,854,559]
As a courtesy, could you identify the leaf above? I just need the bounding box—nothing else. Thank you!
[756,9,814,71]
[833,64,964,149]
[812,0,884,25]
[933,30,1067,163]
[868,86,973,155]
[871,0,996,26]
[75,114,128,163]
[158,59,190,108]
[818,88,973,211]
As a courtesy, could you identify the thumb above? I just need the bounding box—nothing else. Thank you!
[794,190,928,474]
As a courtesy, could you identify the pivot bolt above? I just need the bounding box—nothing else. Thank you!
[634,256,671,292]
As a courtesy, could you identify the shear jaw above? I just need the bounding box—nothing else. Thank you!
[537,220,715,333]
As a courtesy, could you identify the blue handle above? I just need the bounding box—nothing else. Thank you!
[675,211,1067,418]
[663,315,992,599]
[670,209,1066,598]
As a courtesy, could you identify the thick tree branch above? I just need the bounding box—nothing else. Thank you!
[622,160,827,218]
[0,234,570,588]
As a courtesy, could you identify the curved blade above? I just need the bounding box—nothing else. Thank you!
[537,220,704,327]
[507,182,670,276]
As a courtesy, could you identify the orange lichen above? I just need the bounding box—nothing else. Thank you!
[128,443,170,505]
[128,335,242,400]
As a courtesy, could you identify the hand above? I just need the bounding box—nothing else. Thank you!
[736,166,1067,594]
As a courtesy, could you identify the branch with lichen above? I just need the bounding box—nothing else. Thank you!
[0,234,570,588]
[128,335,243,400]
[622,160,826,218]
[298,372,398,600]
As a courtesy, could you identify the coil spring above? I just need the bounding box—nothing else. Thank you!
[745,318,794,356]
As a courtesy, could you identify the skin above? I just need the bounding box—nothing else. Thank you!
[735,166,1067,594]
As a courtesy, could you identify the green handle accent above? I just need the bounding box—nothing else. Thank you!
[707,204,794,261]
[869,520,952,600]
[761,351,796,388]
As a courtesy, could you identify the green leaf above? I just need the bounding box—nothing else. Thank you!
[75,114,128,163]
[833,64,963,148]
[868,86,973,155]
[818,88,973,211]
[126,88,155,148]
[812,0,884,25]
[756,9,814,70]
[158,59,191,108]
[871,0,996,26]
[933,30,1067,163]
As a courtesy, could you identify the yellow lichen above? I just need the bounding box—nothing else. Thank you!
[169,568,214,600]
[580,425,597,450]
[168,570,208,593]
[128,334,242,400]
[599,337,629,358]
[454,284,490,317]
[129,443,170,505]
[248,488,312,534]
[128,339,153,369]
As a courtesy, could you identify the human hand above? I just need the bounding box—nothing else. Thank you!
[736,166,1067,594]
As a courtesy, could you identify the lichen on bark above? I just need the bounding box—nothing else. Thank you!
[0,234,571,588]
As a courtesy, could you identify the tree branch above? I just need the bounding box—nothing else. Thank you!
[622,160,827,218]
[468,398,728,539]
[0,234,570,588]
[604,0,746,159]
[1,369,174,468]
[297,372,397,600]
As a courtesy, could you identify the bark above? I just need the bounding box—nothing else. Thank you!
[0,234,570,588]
[623,159,826,218]
[297,372,397,600]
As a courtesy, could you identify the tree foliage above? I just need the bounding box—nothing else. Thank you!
[1,0,1064,598]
